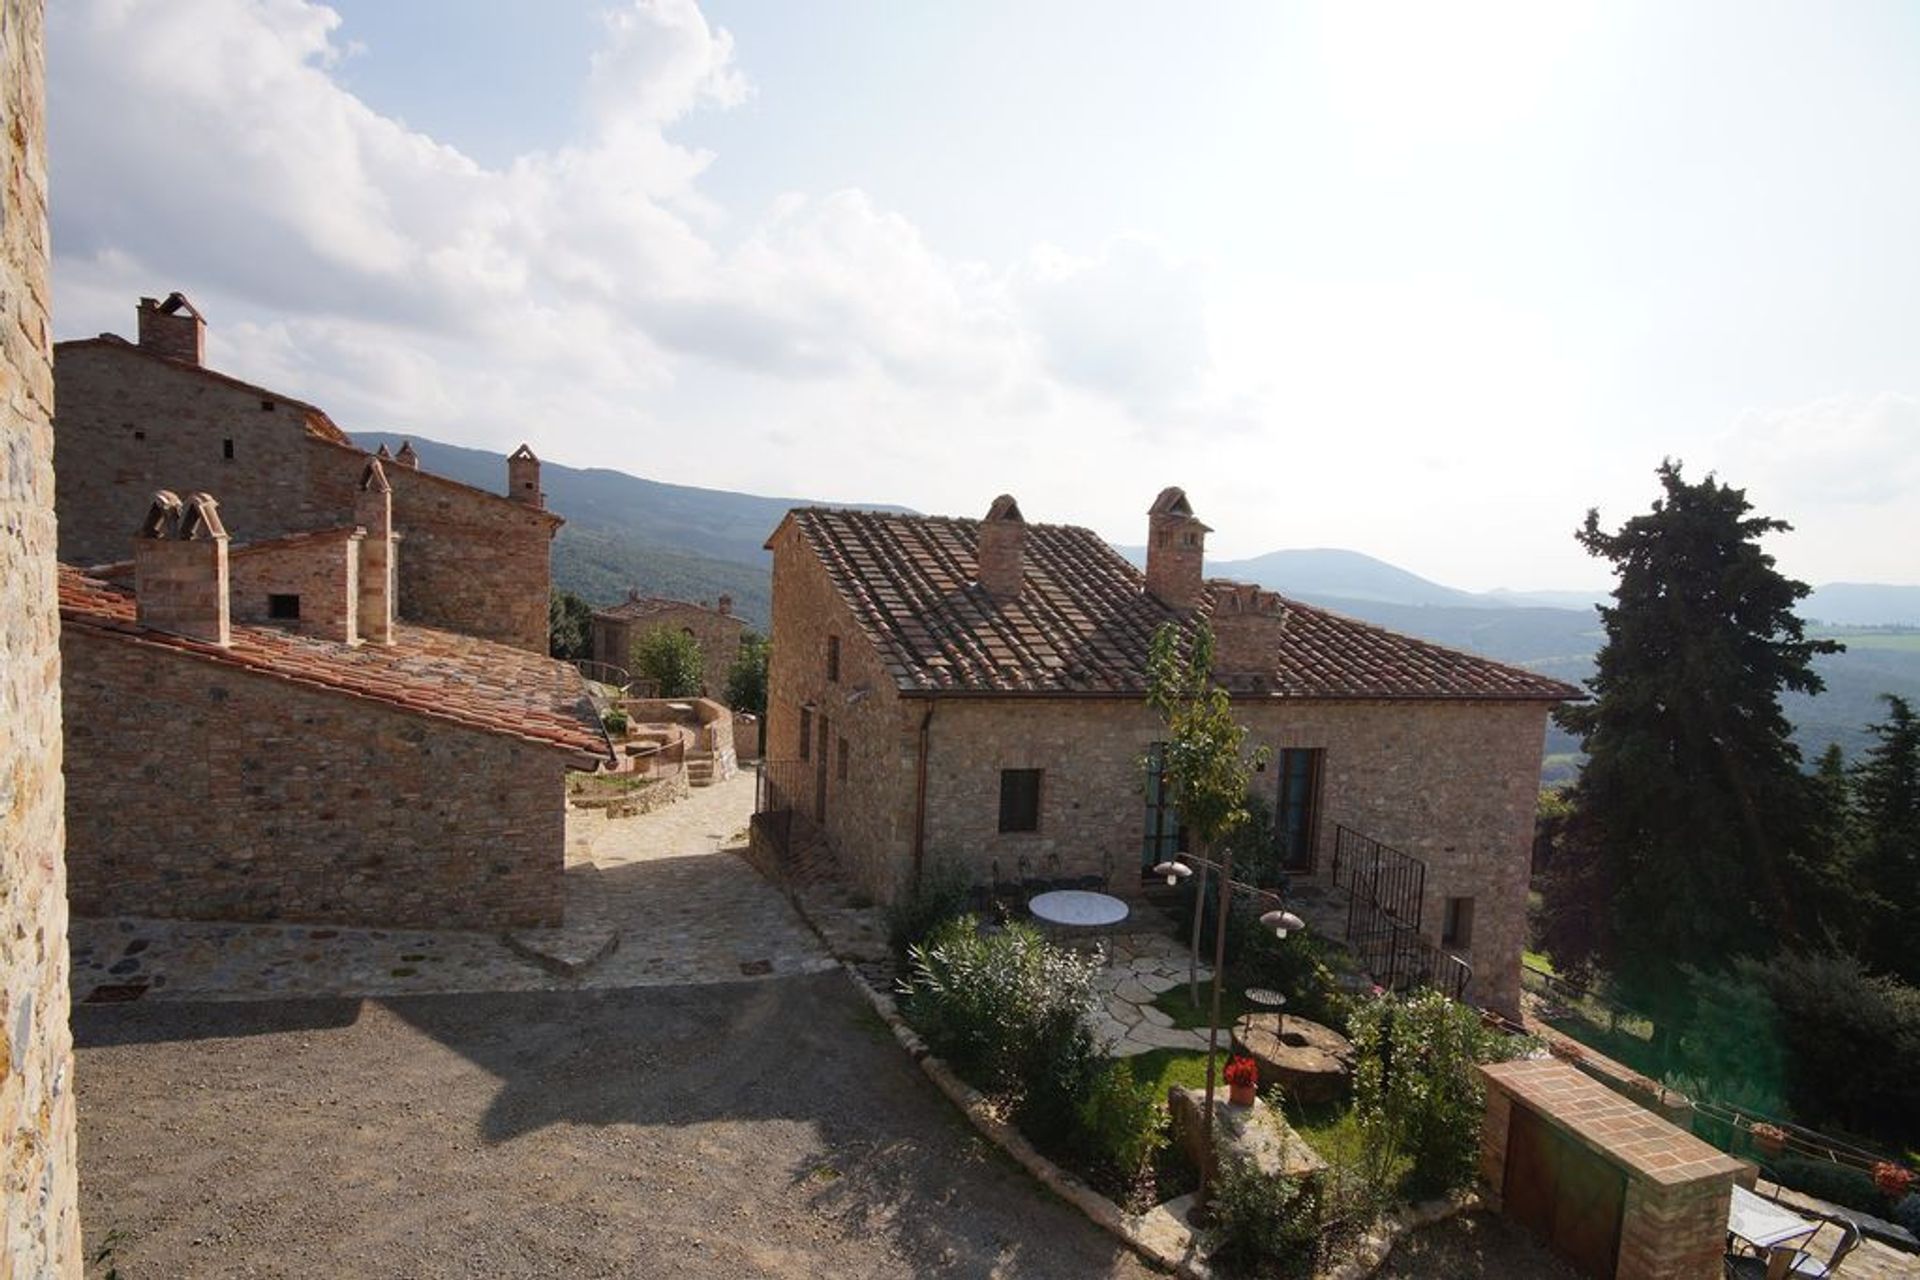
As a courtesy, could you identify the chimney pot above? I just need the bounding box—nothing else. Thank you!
[135,291,206,366]
[1144,486,1209,611]
[508,443,543,508]
[133,489,230,645]
[977,494,1027,601]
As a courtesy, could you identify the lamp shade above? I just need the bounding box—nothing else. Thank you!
[1259,909,1306,938]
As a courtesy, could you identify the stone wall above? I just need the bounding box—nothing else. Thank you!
[0,0,82,1271]
[911,696,1547,1013]
[766,520,915,901]
[592,600,746,698]
[52,344,554,652]
[62,631,568,929]
[227,528,361,643]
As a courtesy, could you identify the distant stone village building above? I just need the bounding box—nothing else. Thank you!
[53,294,560,652]
[591,590,747,696]
[59,484,611,930]
[763,489,1577,1012]
[1,2,81,1272]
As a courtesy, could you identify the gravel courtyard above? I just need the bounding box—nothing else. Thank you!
[74,972,1158,1279]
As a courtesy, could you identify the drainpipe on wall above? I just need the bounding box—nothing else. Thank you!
[911,701,937,891]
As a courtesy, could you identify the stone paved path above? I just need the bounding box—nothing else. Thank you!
[69,770,834,1003]
[1092,933,1215,1056]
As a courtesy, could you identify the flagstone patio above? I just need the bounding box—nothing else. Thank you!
[1089,933,1215,1057]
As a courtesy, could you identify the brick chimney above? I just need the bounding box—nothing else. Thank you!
[1210,581,1288,677]
[508,443,542,508]
[136,292,206,366]
[355,460,396,646]
[133,490,230,645]
[976,494,1026,601]
[394,440,420,470]
[1144,486,1210,611]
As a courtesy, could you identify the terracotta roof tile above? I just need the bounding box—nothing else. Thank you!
[59,565,613,765]
[787,508,1579,702]
[594,595,744,625]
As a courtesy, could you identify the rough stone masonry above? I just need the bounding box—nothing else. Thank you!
[0,0,83,1272]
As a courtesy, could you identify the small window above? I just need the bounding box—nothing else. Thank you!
[131,428,146,441]
[260,399,276,411]
[1442,897,1475,948]
[267,594,301,621]
[798,707,813,761]
[826,635,841,683]
[837,737,849,782]
[222,438,235,460]
[998,768,1042,834]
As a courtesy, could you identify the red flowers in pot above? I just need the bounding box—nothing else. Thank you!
[1224,1055,1259,1106]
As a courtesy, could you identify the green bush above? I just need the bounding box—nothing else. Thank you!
[1074,1060,1168,1188]
[885,860,974,960]
[1350,990,1523,1196]
[600,707,629,735]
[1176,890,1357,1032]
[1770,1156,1883,1215]
[1206,1158,1321,1279]
[1754,952,1920,1148]
[899,917,1102,1103]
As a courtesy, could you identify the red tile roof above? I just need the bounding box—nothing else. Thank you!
[59,565,613,765]
[594,594,745,625]
[782,508,1579,702]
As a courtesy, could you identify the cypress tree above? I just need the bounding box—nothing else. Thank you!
[1541,461,1840,1032]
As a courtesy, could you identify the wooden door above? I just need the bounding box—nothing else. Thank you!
[1504,1105,1626,1280]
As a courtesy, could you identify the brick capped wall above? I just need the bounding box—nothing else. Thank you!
[52,344,555,651]
[62,631,568,929]
[227,528,361,643]
[0,0,82,1271]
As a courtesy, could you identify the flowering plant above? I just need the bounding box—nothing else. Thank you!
[1749,1123,1787,1149]
[1224,1055,1259,1090]
[1872,1161,1914,1200]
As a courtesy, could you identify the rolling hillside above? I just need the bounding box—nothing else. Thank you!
[358,433,1918,770]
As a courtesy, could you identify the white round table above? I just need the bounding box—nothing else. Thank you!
[1027,889,1130,928]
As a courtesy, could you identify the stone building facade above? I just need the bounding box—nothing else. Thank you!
[591,591,747,697]
[58,490,609,931]
[764,491,1575,1013]
[53,306,559,652]
[0,0,82,1271]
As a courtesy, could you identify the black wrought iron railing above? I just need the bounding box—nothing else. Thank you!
[752,758,816,866]
[1331,824,1470,1002]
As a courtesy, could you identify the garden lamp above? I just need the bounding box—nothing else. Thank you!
[1259,909,1305,939]
[1152,859,1193,888]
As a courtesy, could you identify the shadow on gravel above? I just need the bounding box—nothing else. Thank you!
[74,997,366,1046]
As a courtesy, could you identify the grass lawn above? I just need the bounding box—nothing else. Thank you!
[1150,982,1255,1030]
[1123,1048,1231,1098]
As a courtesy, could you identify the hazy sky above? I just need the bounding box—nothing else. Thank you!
[46,1,1920,590]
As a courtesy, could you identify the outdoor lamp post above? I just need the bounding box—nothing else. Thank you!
[1175,851,1308,1223]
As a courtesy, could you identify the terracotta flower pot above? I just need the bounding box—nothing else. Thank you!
[1228,1081,1257,1106]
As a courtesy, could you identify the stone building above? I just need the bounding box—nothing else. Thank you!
[1,0,81,1271]
[59,487,611,930]
[763,489,1577,1013]
[53,297,560,652]
[591,590,748,697]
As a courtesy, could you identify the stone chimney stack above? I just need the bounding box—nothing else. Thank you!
[136,292,206,365]
[133,490,230,646]
[508,443,543,508]
[1144,486,1210,612]
[355,460,396,646]
[1210,581,1288,677]
[393,441,419,469]
[976,494,1027,602]
[717,594,733,617]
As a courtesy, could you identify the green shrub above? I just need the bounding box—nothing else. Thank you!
[1206,1157,1321,1279]
[1350,990,1523,1196]
[886,860,973,960]
[1074,1060,1168,1187]
[1754,952,1920,1148]
[600,707,629,735]
[899,917,1101,1102]
[1770,1157,1884,1215]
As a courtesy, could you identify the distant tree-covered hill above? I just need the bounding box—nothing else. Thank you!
[360,433,1918,772]
[354,432,909,629]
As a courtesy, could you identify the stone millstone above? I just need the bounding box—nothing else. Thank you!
[1232,1012,1355,1105]
[1167,1086,1326,1188]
